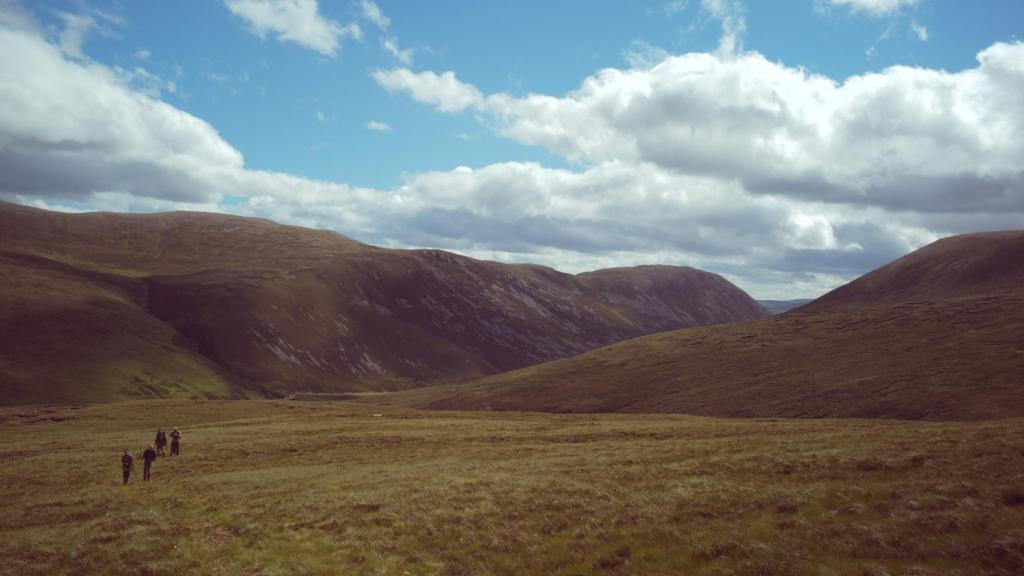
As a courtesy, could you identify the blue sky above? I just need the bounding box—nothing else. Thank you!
[1,0,1022,298]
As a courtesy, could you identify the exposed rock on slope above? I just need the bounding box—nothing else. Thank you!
[0,200,767,404]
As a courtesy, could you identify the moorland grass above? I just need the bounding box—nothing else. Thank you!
[1,401,1022,575]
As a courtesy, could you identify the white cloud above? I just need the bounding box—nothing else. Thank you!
[911,20,928,42]
[223,0,361,57]
[382,45,1024,215]
[133,48,151,60]
[701,0,746,56]
[356,2,413,64]
[373,68,484,113]
[367,120,391,132]
[316,110,325,123]
[53,5,125,60]
[822,0,919,16]
[0,0,37,32]
[3,15,1023,299]
[0,23,242,203]
[359,0,390,29]
[623,40,671,69]
[369,42,1024,296]
[382,36,413,65]
[56,13,96,59]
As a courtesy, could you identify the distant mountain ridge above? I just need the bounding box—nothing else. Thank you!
[757,299,813,314]
[0,200,768,404]
[423,231,1024,420]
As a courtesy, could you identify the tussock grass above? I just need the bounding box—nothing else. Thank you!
[1,401,1022,575]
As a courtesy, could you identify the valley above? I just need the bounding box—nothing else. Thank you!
[2,400,1022,576]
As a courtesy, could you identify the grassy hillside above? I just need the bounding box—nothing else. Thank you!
[423,232,1024,420]
[1,401,1022,575]
[0,200,767,404]
[0,253,245,404]
[799,231,1024,312]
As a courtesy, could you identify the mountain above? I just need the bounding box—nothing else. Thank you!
[757,299,814,314]
[0,200,767,404]
[423,232,1024,420]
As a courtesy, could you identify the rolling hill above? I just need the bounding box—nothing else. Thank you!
[424,231,1024,420]
[0,200,767,404]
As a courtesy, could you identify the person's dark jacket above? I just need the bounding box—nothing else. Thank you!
[143,448,157,466]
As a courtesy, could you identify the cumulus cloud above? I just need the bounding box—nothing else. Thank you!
[373,68,484,113]
[3,12,1022,299]
[367,120,391,132]
[0,0,36,32]
[382,45,1024,215]
[0,24,244,202]
[224,0,361,57]
[822,0,919,16]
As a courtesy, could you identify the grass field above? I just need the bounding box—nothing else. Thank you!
[1,401,1023,575]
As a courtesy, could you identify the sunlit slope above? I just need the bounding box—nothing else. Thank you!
[425,232,1024,420]
[0,200,767,403]
[2,401,1022,575]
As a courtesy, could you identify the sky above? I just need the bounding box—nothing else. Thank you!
[0,0,1022,299]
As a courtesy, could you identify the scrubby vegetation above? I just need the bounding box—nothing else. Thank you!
[2,401,1022,575]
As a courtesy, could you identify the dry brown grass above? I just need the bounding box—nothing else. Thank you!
[1,401,1023,575]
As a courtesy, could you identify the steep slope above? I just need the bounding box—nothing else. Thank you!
[0,200,767,404]
[424,232,1024,420]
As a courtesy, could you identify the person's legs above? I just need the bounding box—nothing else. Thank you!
[123,470,129,485]
[144,465,151,481]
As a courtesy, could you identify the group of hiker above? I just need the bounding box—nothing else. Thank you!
[120,427,181,485]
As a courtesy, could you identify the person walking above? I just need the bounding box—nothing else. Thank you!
[170,427,181,456]
[121,449,134,485]
[155,429,167,456]
[142,445,157,481]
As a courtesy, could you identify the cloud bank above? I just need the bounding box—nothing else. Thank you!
[1,9,1022,298]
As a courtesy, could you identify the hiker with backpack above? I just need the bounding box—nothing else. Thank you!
[142,445,157,481]
[170,427,181,456]
[155,429,167,456]
[121,449,134,485]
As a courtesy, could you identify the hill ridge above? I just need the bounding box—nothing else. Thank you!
[421,230,1024,420]
[0,200,768,404]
